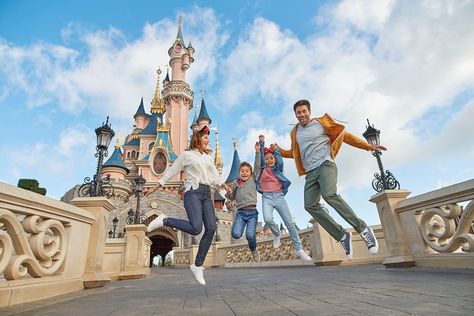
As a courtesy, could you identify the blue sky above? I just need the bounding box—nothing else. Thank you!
[1,0,473,229]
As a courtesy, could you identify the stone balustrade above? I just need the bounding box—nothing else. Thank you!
[0,182,151,307]
[370,179,474,268]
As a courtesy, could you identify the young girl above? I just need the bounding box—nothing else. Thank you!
[144,126,225,285]
[257,135,311,261]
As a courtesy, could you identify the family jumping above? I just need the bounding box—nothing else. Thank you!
[144,99,387,285]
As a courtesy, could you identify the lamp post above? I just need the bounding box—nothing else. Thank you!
[79,117,115,197]
[363,119,400,192]
[214,217,221,242]
[133,174,146,224]
[112,216,118,238]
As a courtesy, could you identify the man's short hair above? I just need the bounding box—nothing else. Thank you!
[239,162,252,172]
[293,99,311,112]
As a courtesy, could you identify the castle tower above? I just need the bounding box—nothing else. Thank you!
[214,125,223,176]
[162,16,194,156]
[225,139,241,184]
[196,89,212,130]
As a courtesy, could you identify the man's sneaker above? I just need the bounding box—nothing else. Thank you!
[251,250,260,263]
[361,227,379,255]
[189,264,206,285]
[147,214,166,232]
[339,231,353,260]
[273,235,281,249]
[294,249,312,262]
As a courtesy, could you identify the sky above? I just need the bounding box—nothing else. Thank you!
[1,0,473,229]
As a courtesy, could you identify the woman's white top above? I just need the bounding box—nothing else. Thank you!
[158,150,224,192]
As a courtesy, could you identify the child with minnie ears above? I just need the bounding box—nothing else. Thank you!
[256,135,312,262]
[144,125,229,285]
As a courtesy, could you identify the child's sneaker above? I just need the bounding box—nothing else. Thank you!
[360,227,378,255]
[147,214,167,232]
[339,231,353,260]
[294,249,312,262]
[273,235,281,249]
[189,264,206,285]
[251,250,260,263]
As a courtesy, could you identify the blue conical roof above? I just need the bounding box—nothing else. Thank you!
[103,147,129,174]
[133,97,147,118]
[124,137,140,147]
[197,98,212,124]
[190,106,199,129]
[140,112,163,135]
[225,148,241,183]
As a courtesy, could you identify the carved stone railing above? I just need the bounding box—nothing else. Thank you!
[173,248,191,266]
[0,182,95,306]
[371,179,474,269]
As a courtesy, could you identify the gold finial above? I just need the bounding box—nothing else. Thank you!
[232,137,237,150]
[178,16,182,27]
[151,66,165,113]
[114,134,122,149]
[214,125,223,173]
[201,88,205,100]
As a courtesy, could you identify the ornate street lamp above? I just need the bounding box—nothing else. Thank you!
[133,174,146,224]
[79,117,115,197]
[112,216,119,238]
[363,119,400,192]
[214,217,221,242]
[125,174,147,225]
[108,230,113,238]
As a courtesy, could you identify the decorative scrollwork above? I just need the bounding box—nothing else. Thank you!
[174,251,191,265]
[372,170,400,192]
[419,201,474,253]
[0,209,68,280]
[78,174,115,197]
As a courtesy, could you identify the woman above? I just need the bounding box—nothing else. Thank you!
[144,125,226,285]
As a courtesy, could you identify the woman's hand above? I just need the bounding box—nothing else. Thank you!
[143,183,162,196]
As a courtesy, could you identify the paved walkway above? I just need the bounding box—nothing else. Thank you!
[1,264,473,316]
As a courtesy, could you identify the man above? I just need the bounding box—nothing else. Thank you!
[273,99,386,259]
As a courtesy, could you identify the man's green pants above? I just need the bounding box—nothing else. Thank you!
[304,160,367,241]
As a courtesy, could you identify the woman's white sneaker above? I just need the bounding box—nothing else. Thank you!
[146,214,166,232]
[190,264,206,285]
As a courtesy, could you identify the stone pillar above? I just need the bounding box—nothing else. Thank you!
[370,190,415,267]
[309,219,343,265]
[70,197,114,288]
[119,224,151,280]
[211,241,223,267]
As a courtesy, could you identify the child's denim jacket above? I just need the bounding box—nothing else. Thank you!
[256,139,291,195]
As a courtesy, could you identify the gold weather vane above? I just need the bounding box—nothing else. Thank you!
[201,88,205,99]
[232,137,237,150]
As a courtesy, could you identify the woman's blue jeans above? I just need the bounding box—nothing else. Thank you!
[164,184,216,267]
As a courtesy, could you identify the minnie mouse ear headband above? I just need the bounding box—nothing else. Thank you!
[264,147,274,155]
[199,125,210,135]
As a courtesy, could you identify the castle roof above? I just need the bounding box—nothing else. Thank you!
[123,137,140,147]
[225,147,241,183]
[133,97,147,118]
[197,98,212,124]
[139,112,163,136]
[103,147,129,174]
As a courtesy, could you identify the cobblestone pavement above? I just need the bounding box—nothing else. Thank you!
[1,264,473,316]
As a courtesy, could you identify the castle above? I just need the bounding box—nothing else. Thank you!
[62,17,251,264]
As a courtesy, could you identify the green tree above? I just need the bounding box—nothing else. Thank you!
[17,179,47,196]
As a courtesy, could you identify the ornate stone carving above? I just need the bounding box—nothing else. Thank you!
[162,81,194,109]
[419,201,474,253]
[224,233,312,263]
[0,209,68,280]
[174,250,191,265]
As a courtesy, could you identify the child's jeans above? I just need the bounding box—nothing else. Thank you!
[231,209,258,251]
[262,192,303,250]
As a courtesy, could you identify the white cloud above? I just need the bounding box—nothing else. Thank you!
[216,0,474,191]
[0,7,227,119]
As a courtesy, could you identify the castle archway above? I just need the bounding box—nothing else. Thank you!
[144,214,179,267]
